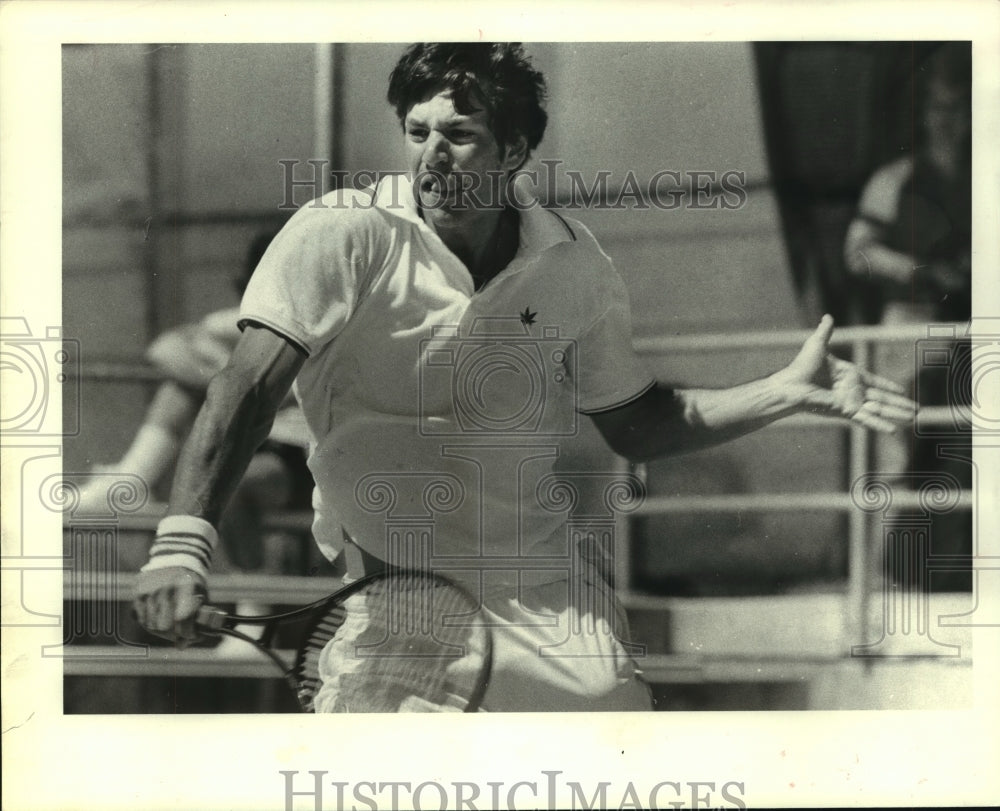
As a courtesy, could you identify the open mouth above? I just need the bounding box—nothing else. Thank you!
[419,173,457,209]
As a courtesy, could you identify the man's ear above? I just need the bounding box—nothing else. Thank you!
[501,135,529,172]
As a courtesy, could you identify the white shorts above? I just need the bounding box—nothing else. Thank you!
[477,572,653,712]
[312,571,652,713]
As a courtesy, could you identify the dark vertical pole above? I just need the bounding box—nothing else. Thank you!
[330,43,346,185]
[142,45,165,342]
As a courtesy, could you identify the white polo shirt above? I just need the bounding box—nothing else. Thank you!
[240,175,654,579]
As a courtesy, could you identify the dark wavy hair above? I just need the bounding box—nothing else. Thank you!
[387,43,548,155]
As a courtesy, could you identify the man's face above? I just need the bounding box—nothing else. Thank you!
[404,90,524,232]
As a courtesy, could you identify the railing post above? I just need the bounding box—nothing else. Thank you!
[846,338,873,654]
[850,473,964,656]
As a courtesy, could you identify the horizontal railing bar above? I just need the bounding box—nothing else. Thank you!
[66,573,340,604]
[634,490,973,515]
[639,651,973,669]
[67,562,986,605]
[620,586,978,611]
[912,405,972,426]
[63,486,974,537]
[60,647,971,680]
[63,208,289,231]
[637,653,971,683]
[65,508,313,534]
[621,591,844,611]
[61,647,292,678]
[75,361,164,384]
[635,322,966,354]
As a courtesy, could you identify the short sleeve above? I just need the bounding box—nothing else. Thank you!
[544,233,654,414]
[572,285,656,414]
[856,157,911,226]
[239,190,387,356]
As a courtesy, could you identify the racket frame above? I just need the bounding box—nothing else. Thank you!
[195,569,492,713]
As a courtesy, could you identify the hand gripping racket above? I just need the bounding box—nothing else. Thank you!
[196,570,492,713]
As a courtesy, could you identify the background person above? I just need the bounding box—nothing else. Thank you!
[843,43,972,589]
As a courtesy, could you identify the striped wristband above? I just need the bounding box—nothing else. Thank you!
[140,515,219,581]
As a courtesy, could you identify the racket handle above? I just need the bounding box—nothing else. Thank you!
[196,605,228,631]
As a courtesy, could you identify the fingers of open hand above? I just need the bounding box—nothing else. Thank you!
[835,369,914,432]
[827,360,865,414]
[865,385,918,422]
[852,400,906,433]
[805,375,914,433]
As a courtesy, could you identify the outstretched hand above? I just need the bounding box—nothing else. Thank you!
[774,315,917,433]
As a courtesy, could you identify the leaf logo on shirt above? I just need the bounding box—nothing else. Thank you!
[519,307,537,326]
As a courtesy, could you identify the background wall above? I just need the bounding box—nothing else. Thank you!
[64,44,315,472]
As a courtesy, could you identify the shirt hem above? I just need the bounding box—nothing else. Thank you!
[577,379,657,415]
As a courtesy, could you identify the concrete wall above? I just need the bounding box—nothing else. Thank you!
[63,44,316,469]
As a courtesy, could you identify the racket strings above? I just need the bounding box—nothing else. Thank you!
[296,575,490,713]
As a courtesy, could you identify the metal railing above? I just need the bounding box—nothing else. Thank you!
[63,321,974,683]
[620,321,973,664]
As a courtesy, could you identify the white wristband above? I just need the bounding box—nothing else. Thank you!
[140,515,219,581]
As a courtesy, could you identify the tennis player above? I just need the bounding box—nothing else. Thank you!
[133,43,916,712]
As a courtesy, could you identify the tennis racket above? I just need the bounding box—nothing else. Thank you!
[196,569,492,713]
